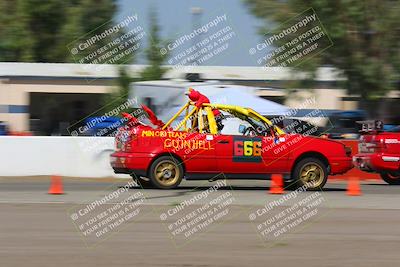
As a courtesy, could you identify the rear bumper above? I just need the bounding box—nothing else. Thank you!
[353,153,400,172]
[112,167,147,177]
[110,151,152,176]
[329,156,354,175]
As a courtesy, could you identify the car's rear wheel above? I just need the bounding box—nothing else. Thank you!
[149,156,183,189]
[380,172,400,185]
[292,158,328,190]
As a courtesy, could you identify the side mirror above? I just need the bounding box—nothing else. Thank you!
[238,124,246,134]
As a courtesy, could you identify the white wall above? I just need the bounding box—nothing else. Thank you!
[0,136,129,178]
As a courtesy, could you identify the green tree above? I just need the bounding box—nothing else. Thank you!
[140,9,169,80]
[63,0,131,64]
[103,9,170,115]
[0,0,40,61]
[103,66,138,112]
[0,0,123,63]
[245,0,400,117]
[104,9,170,112]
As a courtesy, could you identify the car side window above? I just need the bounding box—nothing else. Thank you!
[220,116,252,136]
[217,112,277,137]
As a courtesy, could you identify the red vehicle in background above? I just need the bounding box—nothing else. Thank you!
[353,121,400,184]
[111,90,353,190]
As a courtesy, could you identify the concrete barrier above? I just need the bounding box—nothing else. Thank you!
[0,137,380,181]
[0,136,129,178]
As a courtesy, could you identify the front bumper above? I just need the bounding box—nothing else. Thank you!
[353,153,400,172]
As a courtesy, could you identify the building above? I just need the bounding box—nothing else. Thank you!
[0,63,143,134]
[1,62,398,134]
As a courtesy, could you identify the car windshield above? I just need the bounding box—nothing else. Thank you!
[249,115,269,129]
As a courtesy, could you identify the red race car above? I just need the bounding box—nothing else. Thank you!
[353,121,400,184]
[111,90,353,190]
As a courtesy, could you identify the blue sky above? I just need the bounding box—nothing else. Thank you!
[116,0,265,66]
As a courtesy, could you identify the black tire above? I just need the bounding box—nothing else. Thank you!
[292,157,328,190]
[130,174,153,189]
[380,172,400,185]
[148,156,184,189]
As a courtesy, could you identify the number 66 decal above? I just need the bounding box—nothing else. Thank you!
[233,137,262,162]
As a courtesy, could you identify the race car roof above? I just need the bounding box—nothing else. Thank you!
[208,88,289,116]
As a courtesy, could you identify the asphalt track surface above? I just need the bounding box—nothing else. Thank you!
[1,176,400,267]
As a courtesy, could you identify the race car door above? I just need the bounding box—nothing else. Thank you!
[170,111,218,173]
[178,131,218,173]
[214,115,290,175]
[260,133,290,173]
[214,117,266,176]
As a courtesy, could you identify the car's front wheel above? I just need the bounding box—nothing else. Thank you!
[380,172,400,185]
[292,158,328,190]
[149,156,184,189]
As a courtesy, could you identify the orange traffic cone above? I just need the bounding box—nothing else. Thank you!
[346,177,361,196]
[48,175,64,194]
[270,174,284,194]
